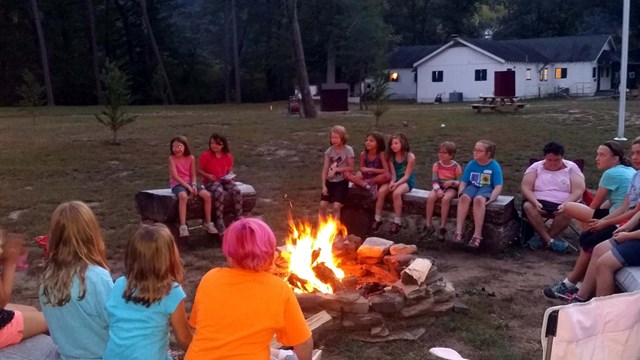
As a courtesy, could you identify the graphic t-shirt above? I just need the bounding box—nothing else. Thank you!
[461,160,503,189]
[325,145,354,182]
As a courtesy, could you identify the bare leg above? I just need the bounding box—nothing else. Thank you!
[472,196,487,238]
[576,240,613,299]
[440,189,457,228]
[566,249,592,283]
[523,201,552,244]
[319,201,329,221]
[333,202,343,222]
[199,190,212,224]
[547,213,573,238]
[455,194,472,235]
[372,172,391,186]
[5,304,48,339]
[392,184,410,218]
[178,192,188,225]
[375,184,390,218]
[425,191,438,227]
[345,172,366,188]
[595,252,624,296]
[562,202,595,228]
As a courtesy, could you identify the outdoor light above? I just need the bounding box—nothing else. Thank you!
[390,72,399,82]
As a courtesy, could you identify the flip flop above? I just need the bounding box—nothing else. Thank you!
[452,232,463,243]
[467,235,482,248]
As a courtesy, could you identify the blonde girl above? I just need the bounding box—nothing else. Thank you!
[103,224,191,360]
[39,201,112,359]
[169,136,216,237]
[319,125,355,222]
[425,141,462,240]
[372,133,415,235]
[346,131,391,200]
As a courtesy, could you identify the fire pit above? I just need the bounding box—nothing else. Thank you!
[274,218,455,341]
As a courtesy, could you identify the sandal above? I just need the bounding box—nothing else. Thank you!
[452,232,463,243]
[468,235,482,248]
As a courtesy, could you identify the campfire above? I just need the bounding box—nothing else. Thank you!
[274,216,458,341]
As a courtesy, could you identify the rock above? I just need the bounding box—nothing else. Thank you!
[332,234,362,259]
[389,244,417,255]
[401,258,432,286]
[358,256,383,265]
[340,264,368,277]
[351,327,426,342]
[363,264,399,284]
[390,281,427,302]
[296,293,324,313]
[432,280,455,303]
[370,325,390,337]
[399,297,434,318]
[357,237,394,258]
[368,291,405,314]
[384,254,417,276]
[341,276,359,289]
[335,289,362,303]
[342,312,384,329]
[320,294,369,314]
[425,266,443,285]
[453,299,471,314]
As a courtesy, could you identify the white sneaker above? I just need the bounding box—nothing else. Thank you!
[179,224,189,237]
[204,222,218,235]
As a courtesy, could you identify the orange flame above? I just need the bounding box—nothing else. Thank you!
[281,216,346,294]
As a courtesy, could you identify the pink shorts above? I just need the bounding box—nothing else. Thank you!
[0,311,24,348]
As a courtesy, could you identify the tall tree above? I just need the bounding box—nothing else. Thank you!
[139,0,174,104]
[283,0,316,118]
[86,0,102,102]
[230,0,241,103]
[29,0,54,105]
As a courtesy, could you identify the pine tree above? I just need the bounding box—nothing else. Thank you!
[95,60,137,145]
[370,71,393,127]
[17,69,45,124]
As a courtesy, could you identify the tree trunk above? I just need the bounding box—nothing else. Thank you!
[86,0,102,103]
[29,0,54,106]
[326,39,336,84]
[224,0,231,103]
[231,0,241,103]
[139,0,175,104]
[112,0,136,66]
[283,0,317,118]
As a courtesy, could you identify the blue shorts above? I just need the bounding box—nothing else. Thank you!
[461,186,492,199]
[610,238,640,267]
[171,184,204,195]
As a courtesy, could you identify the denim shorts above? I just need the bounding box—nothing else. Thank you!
[462,185,492,199]
[171,184,204,195]
[610,238,640,267]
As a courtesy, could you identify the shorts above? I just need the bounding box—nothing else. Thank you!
[321,180,349,204]
[610,238,640,267]
[592,208,609,219]
[0,311,24,348]
[461,186,492,199]
[578,225,617,252]
[171,184,204,195]
[537,199,561,215]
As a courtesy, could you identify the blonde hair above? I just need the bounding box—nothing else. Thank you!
[477,140,496,159]
[41,201,108,306]
[329,125,348,145]
[123,224,184,307]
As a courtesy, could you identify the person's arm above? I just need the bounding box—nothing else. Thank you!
[613,228,640,243]
[188,156,198,194]
[487,162,503,204]
[520,172,540,207]
[197,154,216,182]
[169,157,193,189]
[321,155,330,194]
[170,300,193,351]
[379,152,390,175]
[394,153,415,186]
[358,152,368,173]
[431,163,441,190]
[589,187,610,210]
[341,155,355,174]
[487,185,503,204]
[292,336,313,360]
[388,157,397,183]
[0,234,24,308]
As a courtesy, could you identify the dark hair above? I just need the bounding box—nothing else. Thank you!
[365,132,386,154]
[543,141,565,156]
[633,136,640,146]
[209,133,230,153]
[602,140,631,167]
[169,136,192,156]
[438,141,457,158]
[387,133,410,158]
[477,140,496,159]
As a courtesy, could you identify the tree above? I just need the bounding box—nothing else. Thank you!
[95,60,137,145]
[369,71,392,127]
[86,0,102,103]
[139,0,175,104]
[17,69,45,124]
[230,0,241,103]
[283,0,317,118]
[28,0,54,105]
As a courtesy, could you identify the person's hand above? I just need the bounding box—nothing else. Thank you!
[534,201,546,215]
[587,219,604,232]
[2,234,25,264]
[434,188,444,199]
[613,231,633,242]
[486,198,494,205]
[208,174,216,181]
[322,186,328,196]
[190,184,198,197]
[614,225,629,234]
[442,180,455,189]
[557,203,565,212]
[389,182,397,191]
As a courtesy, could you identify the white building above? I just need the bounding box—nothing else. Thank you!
[386,45,439,100]
[409,35,616,103]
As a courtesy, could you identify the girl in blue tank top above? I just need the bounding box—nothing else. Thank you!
[371,133,416,236]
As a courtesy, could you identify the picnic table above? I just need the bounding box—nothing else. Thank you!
[471,96,526,113]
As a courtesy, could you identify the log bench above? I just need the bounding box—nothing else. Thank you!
[341,187,520,252]
[616,267,640,293]
[134,182,257,229]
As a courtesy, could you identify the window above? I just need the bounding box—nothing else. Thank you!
[555,67,567,79]
[389,72,399,82]
[592,67,597,78]
[432,70,443,82]
[525,68,532,80]
[540,67,548,81]
[474,69,487,81]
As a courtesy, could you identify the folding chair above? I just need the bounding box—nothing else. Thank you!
[519,158,587,249]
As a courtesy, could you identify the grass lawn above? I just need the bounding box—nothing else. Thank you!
[1,98,639,359]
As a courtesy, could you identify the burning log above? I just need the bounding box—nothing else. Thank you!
[312,262,344,293]
[287,273,311,293]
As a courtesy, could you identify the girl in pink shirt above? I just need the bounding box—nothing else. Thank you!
[169,136,216,237]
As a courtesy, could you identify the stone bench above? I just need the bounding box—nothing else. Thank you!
[616,267,640,293]
[134,182,257,227]
[341,187,520,252]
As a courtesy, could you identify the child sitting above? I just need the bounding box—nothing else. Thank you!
[425,141,462,240]
[346,132,391,200]
[454,140,503,248]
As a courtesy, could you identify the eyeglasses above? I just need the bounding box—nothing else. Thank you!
[172,145,184,149]
[473,149,486,153]
[437,151,450,155]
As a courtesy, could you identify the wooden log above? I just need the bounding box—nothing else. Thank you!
[401,258,432,286]
[271,311,333,349]
[313,262,344,293]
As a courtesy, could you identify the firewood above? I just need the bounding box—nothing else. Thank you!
[400,258,432,286]
[287,273,311,293]
[271,311,333,349]
[312,262,344,292]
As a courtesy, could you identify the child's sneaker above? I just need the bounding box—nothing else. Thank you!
[438,227,447,241]
[550,239,569,254]
[527,235,545,250]
[423,225,436,237]
[389,222,402,235]
[204,222,219,235]
[543,281,578,300]
[366,184,378,200]
[215,221,226,235]
[371,220,383,233]
[179,224,189,237]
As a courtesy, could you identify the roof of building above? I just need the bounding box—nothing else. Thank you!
[412,34,614,68]
[387,45,441,68]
